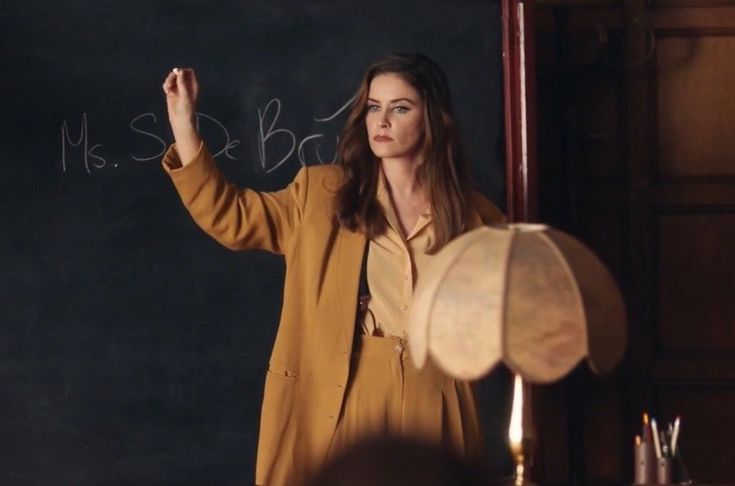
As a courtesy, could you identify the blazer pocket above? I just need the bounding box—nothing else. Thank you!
[266,366,298,381]
[257,366,298,478]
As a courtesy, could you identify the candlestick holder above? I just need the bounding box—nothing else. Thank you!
[510,437,537,486]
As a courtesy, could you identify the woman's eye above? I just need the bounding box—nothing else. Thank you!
[393,106,409,114]
[367,104,380,112]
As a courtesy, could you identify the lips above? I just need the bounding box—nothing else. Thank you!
[373,135,393,142]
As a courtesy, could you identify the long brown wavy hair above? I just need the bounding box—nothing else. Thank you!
[333,53,474,252]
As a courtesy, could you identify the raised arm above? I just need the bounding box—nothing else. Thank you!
[161,68,307,254]
[162,68,202,166]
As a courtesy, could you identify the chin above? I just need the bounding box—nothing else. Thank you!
[370,149,389,159]
[368,144,391,159]
[370,145,408,160]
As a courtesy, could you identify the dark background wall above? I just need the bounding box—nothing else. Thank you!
[0,1,509,483]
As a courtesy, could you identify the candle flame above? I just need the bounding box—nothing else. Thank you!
[509,374,524,449]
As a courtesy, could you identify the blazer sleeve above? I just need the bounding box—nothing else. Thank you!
[469,191,507,225]
[162,143,307,254]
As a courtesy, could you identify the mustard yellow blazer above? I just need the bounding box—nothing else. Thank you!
[163,144,505,486]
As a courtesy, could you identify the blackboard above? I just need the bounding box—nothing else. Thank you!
[0,0,511,483]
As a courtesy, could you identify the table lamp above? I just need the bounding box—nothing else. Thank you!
[408,223,627,485]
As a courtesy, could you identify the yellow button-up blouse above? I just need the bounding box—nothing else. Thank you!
[362,171,437,339]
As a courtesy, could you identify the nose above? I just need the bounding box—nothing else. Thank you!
[377,113,390,128]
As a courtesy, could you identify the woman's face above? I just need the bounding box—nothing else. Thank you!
[365,73,425,162]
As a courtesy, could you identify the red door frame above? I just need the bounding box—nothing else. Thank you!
[502,0,538,223]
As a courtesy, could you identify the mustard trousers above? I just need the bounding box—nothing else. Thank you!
[327,334,484,463]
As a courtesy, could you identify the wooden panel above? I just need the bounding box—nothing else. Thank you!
[576,211,627,283]
[535,4,632,485]
[537,0,621,7]
[652,183,735,206]
[532,382,571,484]
[654,355,735,382]
[657,213,735,350]
[577,75,626,179]
[535,7,625,33]
[581,374,626,483]
[656,35,735,178]
[652,3,735,15]
[657,386,735,483]
[536,2,735,485]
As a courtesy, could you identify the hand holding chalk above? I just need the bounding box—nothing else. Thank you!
[161,67,202,167]
[163,67,200,128]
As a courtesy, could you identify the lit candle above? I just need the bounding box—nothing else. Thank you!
[509,374,524,455]
[509,374,525,484]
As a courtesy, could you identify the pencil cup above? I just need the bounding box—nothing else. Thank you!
[656,457,671,484]
[634,442,656,484]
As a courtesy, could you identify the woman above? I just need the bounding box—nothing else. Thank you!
[161,53,504,486]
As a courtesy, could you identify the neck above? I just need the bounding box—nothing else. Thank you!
[380,156,423,199]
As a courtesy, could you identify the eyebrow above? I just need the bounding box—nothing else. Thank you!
[367,97,417,105]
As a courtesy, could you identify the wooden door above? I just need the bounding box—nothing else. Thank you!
[531,1,735,484]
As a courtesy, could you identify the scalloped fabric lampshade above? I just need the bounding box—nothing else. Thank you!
[408,224,627,383]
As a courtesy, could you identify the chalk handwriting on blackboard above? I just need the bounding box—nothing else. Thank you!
[129,112,239,162]
[61,94,354,175]
[128,113,168,162]
[300,93,357,164]
[256,94,356,172]
[314,95,356,123]
[61,111,239,174]
[257,99,295,174]
[195,113,240,160]
[61,113,107,174]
